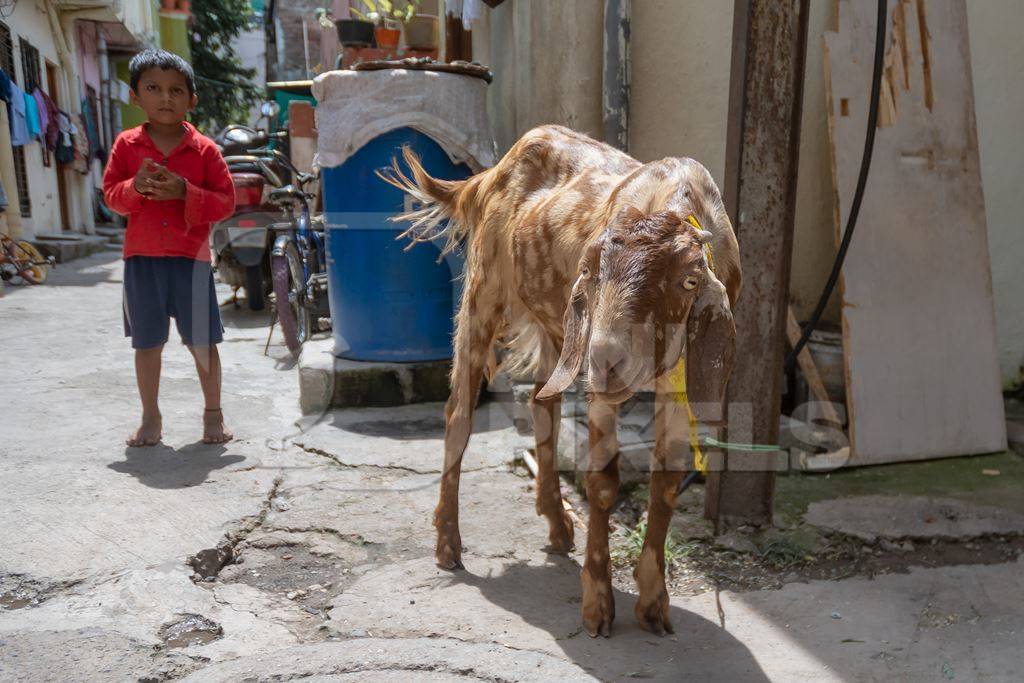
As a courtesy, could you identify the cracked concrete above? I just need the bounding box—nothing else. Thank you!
[4,253,1024,681]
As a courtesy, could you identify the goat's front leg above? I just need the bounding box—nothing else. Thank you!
[634,374,689,635]
[581,399,620,637]
[435,280,497,570]
[530,382,574,552]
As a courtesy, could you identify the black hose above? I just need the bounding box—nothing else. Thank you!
[784,0,888,372]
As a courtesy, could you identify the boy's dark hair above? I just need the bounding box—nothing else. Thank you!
[129,48,195,95]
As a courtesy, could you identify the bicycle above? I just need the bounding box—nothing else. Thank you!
[266,176,329,355]
[0,233,54,285]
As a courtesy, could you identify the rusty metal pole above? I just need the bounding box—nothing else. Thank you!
[706,0,810,528]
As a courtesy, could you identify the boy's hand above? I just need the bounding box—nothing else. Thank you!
[142,164,187,201]
[133,158,161,196]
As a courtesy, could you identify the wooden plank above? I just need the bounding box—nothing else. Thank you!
[786,306,843,427]
[824,0,1006,465]
[712,0,810,528]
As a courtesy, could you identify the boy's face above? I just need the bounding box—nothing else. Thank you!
[131,67,197,126]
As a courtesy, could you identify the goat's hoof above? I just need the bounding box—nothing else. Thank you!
[581,572,615,638]
[435,538,464,570]
[634,592,673,636]
[546,512,575,553]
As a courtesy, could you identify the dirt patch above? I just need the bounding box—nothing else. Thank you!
[561,480,1024,596]
[216,530,406,629]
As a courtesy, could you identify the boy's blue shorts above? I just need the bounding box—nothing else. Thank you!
[123,256,224,349]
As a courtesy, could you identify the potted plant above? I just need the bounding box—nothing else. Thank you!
[317,5,375,48]
[404,13,438,51]
[350,0,420,51]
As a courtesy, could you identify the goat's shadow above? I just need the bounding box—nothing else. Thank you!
[108,442,245,489]
[451,556,770,682]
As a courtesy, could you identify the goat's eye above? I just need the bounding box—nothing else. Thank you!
[683,276,699,290]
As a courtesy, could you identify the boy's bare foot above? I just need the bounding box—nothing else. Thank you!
[202,408,233,444]
[126,413,162,447]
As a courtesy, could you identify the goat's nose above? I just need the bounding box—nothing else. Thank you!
[589,334,631,385]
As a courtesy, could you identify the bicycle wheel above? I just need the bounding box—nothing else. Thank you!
[272,240,311,355]
[13,241,48,284]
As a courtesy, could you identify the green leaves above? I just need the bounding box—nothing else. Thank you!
[190,0,261,134]
[349,0,420,25]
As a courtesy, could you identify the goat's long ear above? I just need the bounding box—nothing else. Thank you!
[537,272,592,400]
[685,268,735,425]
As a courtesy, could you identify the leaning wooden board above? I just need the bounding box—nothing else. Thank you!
[824,0,1006,464]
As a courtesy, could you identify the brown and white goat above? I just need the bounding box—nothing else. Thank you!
[384,125,740,637]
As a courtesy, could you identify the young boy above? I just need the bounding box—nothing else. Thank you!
[103,49,236,447]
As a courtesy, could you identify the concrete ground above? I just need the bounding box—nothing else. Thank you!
[2,251,1023,682]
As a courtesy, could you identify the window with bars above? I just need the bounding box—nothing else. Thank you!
[0,22,30,217]
[19,38,40,92]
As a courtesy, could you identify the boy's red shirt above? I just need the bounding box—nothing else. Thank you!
[103,122,235,262]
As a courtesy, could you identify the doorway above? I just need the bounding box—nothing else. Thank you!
[45,61,70,231]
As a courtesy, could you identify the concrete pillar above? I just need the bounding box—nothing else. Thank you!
[97,33,112,150]
[0,106,24,239]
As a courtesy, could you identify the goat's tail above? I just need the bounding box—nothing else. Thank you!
[377,146,474,256]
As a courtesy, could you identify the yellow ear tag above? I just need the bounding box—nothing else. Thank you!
[685,213,716,274]
[667,356,707,475]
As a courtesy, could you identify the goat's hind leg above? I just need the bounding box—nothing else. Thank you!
[434,278,498,570]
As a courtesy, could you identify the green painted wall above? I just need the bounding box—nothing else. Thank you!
[117,12,193,131]
[160,13,191,60]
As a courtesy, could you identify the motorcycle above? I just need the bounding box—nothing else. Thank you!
[210,102,291,311]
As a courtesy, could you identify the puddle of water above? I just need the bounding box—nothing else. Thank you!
[0,592,34,610]
[159,614,223,649]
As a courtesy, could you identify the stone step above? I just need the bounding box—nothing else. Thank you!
[31,234,109,263]
[94,225,125,245]
[297,337,452,414]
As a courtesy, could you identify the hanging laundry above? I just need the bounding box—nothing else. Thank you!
[55,111,73,164]
[9,82,30,146]
[32,89,48,140]
[72,112,90,174]
[24,90,40,140]
[0,69,11,105]
[80,97,99,157]
[446,0,483,30]
[40,90,59,151]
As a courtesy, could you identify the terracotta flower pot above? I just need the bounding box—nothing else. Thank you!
[160,0,176,10]
[404,15,438,51]
[374,27,401,50]
[177,0,191,12]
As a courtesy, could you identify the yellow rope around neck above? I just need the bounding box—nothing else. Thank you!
[669,213,713,475]
[667,357,707,474]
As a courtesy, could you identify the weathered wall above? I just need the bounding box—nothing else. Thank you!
[483,0,603,154]
[629,0,734,183]
[967,0,1024,385]
[789,1,841,325]
[478,1,1021,382]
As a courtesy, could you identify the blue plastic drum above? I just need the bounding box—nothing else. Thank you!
[322,127,470,361]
